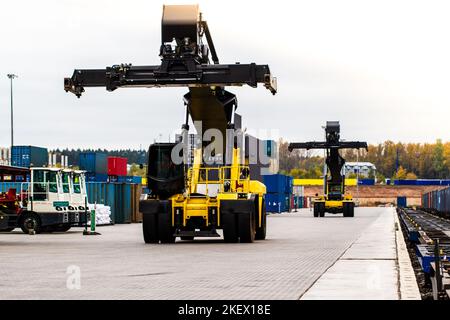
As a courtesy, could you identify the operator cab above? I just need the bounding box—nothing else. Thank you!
[27,167,87,210]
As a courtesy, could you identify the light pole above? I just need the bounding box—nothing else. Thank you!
[7,74,18,150]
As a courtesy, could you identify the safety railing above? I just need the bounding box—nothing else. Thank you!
[187,165,251,196]
[220,165,250,193]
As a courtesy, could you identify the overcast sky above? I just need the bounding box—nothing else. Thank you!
[0,0,449,149]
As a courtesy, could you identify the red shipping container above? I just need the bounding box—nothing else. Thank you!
[107,157,127,176]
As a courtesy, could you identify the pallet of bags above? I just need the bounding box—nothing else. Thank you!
[87,204,112,226]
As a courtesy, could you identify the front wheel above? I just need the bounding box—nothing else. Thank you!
[317,203,325,217]
[255,201,267,240]
[222,212,238,243]
[20,213,41,234]
[313,203,319,217]
[343,203,354,217]
[238,211,256,243]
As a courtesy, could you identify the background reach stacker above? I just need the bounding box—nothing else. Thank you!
[64,5,277,243]
[289,121,367,218]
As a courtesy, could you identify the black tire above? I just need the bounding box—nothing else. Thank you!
[319,203,325,217]
[0,228,15,232]
[313,203,319,217]
[180,236,194,241]
[343,203,354,218]
[343,204,349,217]
[20,213,41,234]
[238,211,256,243]
[222,212,238,243]
[143,213,159,243]
[255,201,267,240]
[158,212,175,244]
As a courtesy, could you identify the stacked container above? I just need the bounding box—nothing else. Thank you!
[422,187,450,214]
[107,157,127,176]
[394,179,450,186]
[79,152,108,174]
[11,146,48,168]
[263,174,293,213]
[292,185,304,209]
[358,179,375,186]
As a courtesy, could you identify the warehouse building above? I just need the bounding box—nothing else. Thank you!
[343,162,376,178]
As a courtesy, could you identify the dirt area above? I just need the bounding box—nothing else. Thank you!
[303,185,446,206]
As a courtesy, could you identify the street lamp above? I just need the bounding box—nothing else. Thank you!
[7,74,18,150]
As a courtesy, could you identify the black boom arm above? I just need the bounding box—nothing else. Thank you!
[288,141,368,152]
[64,63,277,98]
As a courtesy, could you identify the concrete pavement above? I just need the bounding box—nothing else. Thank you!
[0,207,418,299]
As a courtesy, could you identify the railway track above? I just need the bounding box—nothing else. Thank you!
[398,208,450,300]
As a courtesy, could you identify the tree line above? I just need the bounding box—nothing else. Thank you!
[279,140,450,181]
[53,140,450,181]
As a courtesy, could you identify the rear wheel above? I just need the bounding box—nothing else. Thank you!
[143,213,159,243]
[255,201,267,240]
[158,212,175,244]
[222,212,238,243]
[238,210,256,243]
[20,213,41,234]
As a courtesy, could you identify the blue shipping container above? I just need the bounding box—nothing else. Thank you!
[11,146,48,168]
[79,152,108,174]
[86,183,134,224]
[358,179,375,186]
[264,174,293,194]
[85,173,108,183]
[397,196,407,207]
[285,176,293,194]
[0,182,30,193]
[422,187,449,213]
[265,193,290,213]
[394,179,450,186]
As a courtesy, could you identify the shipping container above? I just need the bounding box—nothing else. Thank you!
[265,193,290,213]
[79,152,107,174]
[397,196,407,207]
[107,157,127,176]
[293,196,303,209]
[285,175,293,194]
[393,179,450,186]
[85,173,108,183]
[422,187,450,214]
[263,174,293,194]
[11,146,48,168]
[85,183,141,224]
[358,178,375,186]
[116,176,142,184]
